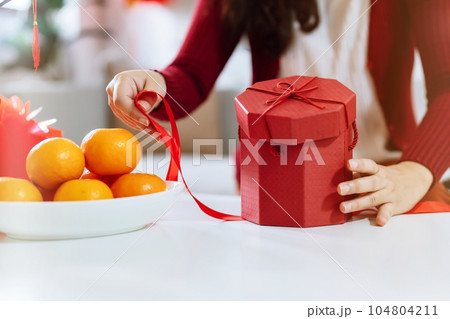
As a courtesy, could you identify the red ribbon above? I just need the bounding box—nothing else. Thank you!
[135,91,243,221]
[353,201,450,216]
[248,77,324,130]
[134,91,449,222]
[249,77,325,113]
[406,201,450,214]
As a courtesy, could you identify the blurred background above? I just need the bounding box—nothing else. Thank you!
[0,0,250,154]
[2,0,447,192]
[0,0,439,169]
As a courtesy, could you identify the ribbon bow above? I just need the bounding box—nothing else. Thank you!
[265,79,325,109]
[248,77,326,123]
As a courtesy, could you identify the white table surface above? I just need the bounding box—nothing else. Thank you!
[1,156,449,301]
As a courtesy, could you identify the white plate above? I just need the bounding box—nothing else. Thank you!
[0,181,184,240]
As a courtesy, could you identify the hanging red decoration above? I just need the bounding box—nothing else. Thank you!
[32,0,40,72]
[125,0,169,6]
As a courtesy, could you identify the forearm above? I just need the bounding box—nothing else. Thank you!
[400,93,450,183]
[150,0,243,121]
[401,0,450,182]
[150,65,207,120]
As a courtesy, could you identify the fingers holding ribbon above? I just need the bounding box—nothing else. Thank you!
[106,69,167,134]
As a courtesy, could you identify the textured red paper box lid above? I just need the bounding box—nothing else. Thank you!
[235,75,356,141]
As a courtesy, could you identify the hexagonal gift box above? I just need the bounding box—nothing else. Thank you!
[235,75,357,227]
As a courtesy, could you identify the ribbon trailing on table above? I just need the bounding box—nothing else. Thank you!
[247,76,359,150]
[135,91,243,221]
[134,91,449,222]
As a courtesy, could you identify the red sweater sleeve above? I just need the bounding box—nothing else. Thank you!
[151,0,242,120]
[399,0,450,181]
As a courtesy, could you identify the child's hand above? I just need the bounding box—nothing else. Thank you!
[106,70,167,131]
[337,159,433,226]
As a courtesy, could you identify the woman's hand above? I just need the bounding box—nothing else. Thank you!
[106,70,167,131]
[337,159,433,226]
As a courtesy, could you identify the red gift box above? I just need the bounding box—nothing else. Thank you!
[235,76,357,227]
[0,95,62,180]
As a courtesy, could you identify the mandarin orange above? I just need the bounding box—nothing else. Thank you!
[26,137,85,190]
[110,173,166,198]
[54,179,113,201]
[0,177,43,202]
[81,128,141,176]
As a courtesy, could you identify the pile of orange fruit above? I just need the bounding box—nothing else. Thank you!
[0,128,166,202]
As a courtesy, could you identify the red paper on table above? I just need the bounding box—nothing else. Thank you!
[0,95,62,180]
[235,76,357,227]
